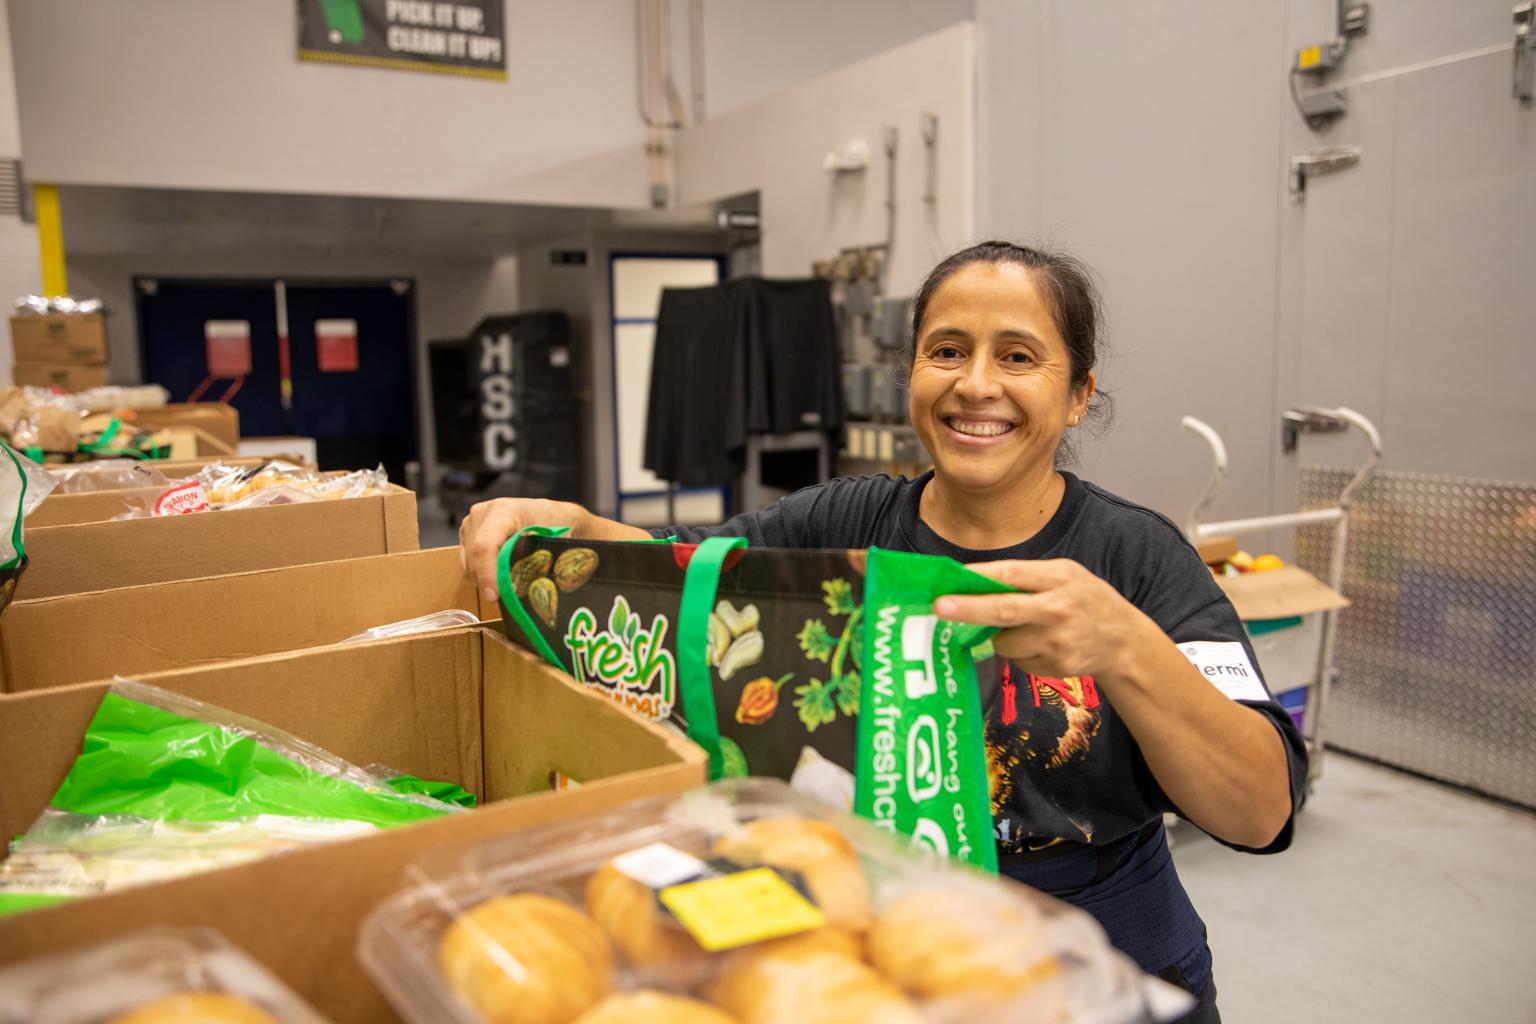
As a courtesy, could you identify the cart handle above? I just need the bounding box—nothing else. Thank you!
[1179,416,1227,540]
[1332,406,1381,510]
[1180,407,1383,540]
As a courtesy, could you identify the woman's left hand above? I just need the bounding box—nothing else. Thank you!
[932,559,1149,680]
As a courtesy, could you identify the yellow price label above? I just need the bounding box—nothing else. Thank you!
[659,868,826,951]
[1298,45,1322,70]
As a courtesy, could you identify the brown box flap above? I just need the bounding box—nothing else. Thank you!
[1215,565,1350,620]
[17,486,420,600]
[0,546,491,693]
[1195,534,1238,565]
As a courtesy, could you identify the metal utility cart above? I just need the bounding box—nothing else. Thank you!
[1180,407,1382,783]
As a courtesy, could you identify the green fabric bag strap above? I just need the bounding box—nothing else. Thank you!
[496,525,572,671]
[1,444,28,571]
[678,535,748,780]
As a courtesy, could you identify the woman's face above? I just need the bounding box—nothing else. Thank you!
[908,262,1093,494]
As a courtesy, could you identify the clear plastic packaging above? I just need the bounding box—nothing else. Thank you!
[194,461,387,505]
[74,384,170,413]
[357,779,1193,1024]
[46,459,171,494]
[342,609,482,644]
[0,926,330,1023]
[0,679,462,914]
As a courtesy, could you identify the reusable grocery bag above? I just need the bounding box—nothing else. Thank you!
[0,442,57,616]
[496,530,1012,870]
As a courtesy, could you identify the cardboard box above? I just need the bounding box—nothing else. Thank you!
[9,313,108,364]
[1,546,495,692]
[17,484,419,600]
[130,403,241,449]
[1196,534,1239,565]
[0,629,708,1023]
[11,362,109,392]
[1215,566,1349,693]
[239,435,319,464]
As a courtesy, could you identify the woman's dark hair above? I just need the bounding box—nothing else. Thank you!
[904,240,1113,463]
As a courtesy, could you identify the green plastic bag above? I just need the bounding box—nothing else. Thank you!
[0,680,460,916]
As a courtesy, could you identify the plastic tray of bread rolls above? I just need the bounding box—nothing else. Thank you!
[358,779,1193,1024]
[0,925,329,1023]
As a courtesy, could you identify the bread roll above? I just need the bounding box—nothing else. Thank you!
[707,945,921,1024]
[437,894,613,1024]
[866,888,1060,1005]
[711,818,869,930]
[571,990,739,1024]
[107,992,278,1024]
[585,863,709,983]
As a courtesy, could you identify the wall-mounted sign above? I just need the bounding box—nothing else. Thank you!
[297,0,507,81]
[316,319,360,372]
[204,320,252,377]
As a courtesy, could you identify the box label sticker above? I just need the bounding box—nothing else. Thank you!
[660,866,825,951]
[611,842,706,890]
[1180,641,1270,703]
[153,482,210,516]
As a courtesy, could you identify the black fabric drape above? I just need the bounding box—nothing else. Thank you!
[644,277,842,488]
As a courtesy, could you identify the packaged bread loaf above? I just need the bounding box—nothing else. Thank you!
[358,779,1193,1024]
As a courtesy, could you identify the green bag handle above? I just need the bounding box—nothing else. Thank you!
[496,525,572,672]
[678,535,748,780]
[1,444,28,571]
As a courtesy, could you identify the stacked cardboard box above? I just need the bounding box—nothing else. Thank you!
[10,313,108,391]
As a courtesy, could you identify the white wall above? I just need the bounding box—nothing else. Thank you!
[67,251,518,489]
[975,0,1534,529]
[677,22,975,297]
[9,0,975,213]
[975,1,1293,526]
[0,0,37,380]
[697,0,973,120]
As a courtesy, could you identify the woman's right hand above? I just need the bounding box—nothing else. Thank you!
[458,497,650,602]
[458,498,586,603]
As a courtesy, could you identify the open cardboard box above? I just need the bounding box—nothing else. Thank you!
[128,402,241,450]
[0,628,707,1023]
[1,546,493,692]
[17,484,418,601]
[1215,566,1349,694]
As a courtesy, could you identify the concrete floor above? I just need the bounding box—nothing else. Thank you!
[1172,754,1536,1023]
[419,499,1536,1021]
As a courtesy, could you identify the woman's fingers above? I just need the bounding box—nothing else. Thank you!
[933,591,1044,627]
[463,500,528,601]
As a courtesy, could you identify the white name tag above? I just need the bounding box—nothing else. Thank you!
[1179,641,1271,703]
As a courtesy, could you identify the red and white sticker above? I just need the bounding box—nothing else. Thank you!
[153,482,210,516]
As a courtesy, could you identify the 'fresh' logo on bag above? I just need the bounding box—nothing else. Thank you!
[564,595,677,720]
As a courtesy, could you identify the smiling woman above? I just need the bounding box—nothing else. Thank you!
[459,242,1306,1024]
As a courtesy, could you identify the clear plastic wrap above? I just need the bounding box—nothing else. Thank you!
[0,926,329,1023]
[194,461,387,505]
[46,459,171,494]
[342,609,481,643]
[12,295,104,317]
[0,679,462,915]
[73,384,170,413]
[357,779,1194,1024]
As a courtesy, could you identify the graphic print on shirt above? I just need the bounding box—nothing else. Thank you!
[985,660,1104,849]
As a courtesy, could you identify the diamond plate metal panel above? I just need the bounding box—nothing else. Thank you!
[1296,468,1536,809]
